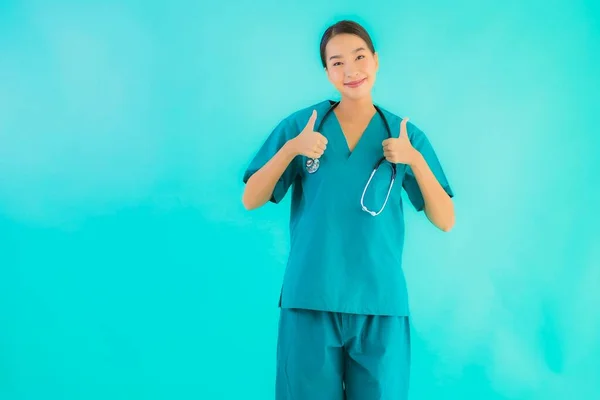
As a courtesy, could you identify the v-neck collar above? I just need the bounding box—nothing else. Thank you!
[331,108,378,160]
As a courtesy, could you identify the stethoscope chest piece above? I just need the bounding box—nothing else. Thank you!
[305,158,320,173]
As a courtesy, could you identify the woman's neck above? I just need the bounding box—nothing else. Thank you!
[336,96,376,120]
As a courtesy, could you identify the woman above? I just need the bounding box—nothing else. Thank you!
[242,20,455,400]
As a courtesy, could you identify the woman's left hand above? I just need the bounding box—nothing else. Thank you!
[382,118,420,166]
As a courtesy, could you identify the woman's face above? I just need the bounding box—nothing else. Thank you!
[324,33,379,100]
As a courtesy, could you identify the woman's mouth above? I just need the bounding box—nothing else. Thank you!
[344,78,366,88]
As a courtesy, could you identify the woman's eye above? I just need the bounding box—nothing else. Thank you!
[357,55,365,60]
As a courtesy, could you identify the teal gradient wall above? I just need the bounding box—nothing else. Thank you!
[1,1,599,399]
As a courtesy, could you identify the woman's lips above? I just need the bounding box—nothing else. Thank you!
[344,78,366,88]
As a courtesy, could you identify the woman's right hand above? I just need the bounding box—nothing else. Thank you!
[287,110,328,158]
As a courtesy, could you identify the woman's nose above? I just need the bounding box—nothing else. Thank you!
[344,63,359,77]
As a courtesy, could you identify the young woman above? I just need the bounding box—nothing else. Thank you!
[242,20,455,400]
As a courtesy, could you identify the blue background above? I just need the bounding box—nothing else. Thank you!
[1,1,599,399]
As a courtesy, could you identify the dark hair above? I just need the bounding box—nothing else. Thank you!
[319,20,376,68]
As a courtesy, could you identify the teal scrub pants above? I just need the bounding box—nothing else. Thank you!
[276,308,411,399]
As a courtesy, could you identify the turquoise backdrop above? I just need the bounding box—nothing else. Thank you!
[1,1,599,399]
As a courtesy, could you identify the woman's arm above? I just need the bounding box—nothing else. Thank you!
[408,152,455,232]
[242,110,328,210]
[242,141,298,210]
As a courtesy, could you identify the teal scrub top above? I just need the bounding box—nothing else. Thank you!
[243,100,454,316]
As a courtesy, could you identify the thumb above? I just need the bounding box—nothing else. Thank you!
[305,110,317,131]
[399,117,409,139]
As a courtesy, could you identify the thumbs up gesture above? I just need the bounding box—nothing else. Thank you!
[382,118,418,166]
[289,110,328,158]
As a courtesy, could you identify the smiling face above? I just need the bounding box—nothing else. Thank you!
[323,33,379,101]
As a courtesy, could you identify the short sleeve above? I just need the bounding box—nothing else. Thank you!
[242,117,300,204]
[402,123,454,212]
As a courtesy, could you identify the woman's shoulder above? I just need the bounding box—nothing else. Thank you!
[375,103,403,125]
[282,100,334,128]
[264,100,333,139]
[375,103,427,140]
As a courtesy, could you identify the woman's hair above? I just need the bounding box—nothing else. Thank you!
[319,20,376,68]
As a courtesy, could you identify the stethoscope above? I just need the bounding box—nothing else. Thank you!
[305,101,397,216]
